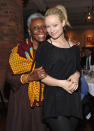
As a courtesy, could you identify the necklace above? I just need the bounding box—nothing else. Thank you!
[50,38,70,48]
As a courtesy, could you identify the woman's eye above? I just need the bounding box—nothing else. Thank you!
[34,26,39,30]
[42,25,46,29]
[46,25,50,28]
[54,24,57,27]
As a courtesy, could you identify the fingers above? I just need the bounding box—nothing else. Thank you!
[67,78,71,81]
[35,67,45,73]
[64,81,73,94]
[67,76,79,91]
[35,67,43,71]
[63,79,79,94]
[28,67,47,81]
[35,67,47,79]
[67,72,80,83]
[65,80,78,94]
[69,82,78,93]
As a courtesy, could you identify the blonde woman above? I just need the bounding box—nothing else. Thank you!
[35,5,82,131]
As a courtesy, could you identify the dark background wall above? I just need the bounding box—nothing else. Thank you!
[0,0,24,90]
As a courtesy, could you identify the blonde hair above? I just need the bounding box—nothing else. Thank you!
[45,5,71,27]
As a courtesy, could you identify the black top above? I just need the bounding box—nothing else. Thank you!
[35,41,82,120]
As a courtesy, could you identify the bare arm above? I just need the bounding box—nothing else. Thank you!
[41,75,77,94]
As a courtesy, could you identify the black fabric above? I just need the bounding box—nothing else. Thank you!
[35,41,82,120]
[46,116,79,131]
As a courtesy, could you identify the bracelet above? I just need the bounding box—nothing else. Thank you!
[20,74,29,84]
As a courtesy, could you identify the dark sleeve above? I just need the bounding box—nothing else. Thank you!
[35,43,43,68]
[80,57,85,69]
[76,46,81,72]
[4,66,28,92]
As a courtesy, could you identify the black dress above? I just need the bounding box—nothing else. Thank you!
[35,41,82,121]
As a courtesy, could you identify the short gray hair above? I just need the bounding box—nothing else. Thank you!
[27,13,44,28]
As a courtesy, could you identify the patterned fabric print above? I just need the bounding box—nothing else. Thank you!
[9,45,32,74]
[28,81,44,107]
[9,39,44,107]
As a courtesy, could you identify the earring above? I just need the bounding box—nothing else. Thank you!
[30,36,33,41]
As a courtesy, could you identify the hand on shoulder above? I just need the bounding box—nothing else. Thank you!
[68,39,80,47]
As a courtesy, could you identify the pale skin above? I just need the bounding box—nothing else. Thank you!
[40,14,80,94]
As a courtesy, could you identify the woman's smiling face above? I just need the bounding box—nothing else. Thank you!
[45,14,65,39]
[29,18,47,42]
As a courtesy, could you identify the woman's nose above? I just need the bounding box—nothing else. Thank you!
[50,27,54,33]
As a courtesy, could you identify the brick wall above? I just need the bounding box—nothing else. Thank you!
[0,0,24,89]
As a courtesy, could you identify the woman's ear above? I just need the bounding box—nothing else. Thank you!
[62,20,65,27]
[28,29,31,37]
